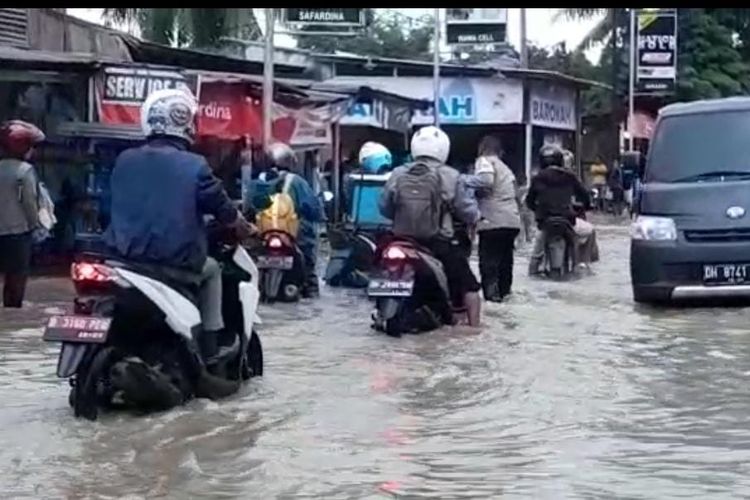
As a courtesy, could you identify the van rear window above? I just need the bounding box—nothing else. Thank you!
[647,110,750,183]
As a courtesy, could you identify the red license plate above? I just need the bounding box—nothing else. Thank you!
[43,315,112,344]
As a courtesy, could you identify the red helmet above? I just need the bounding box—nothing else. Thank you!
[0,120,45,159]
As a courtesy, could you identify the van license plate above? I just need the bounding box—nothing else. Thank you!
[703,264,750,285]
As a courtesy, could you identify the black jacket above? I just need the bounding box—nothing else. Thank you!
[526,166,591,225]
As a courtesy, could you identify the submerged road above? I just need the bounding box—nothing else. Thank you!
[2,218,750,499]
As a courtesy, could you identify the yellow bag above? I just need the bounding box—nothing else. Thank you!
[256,173,300,237]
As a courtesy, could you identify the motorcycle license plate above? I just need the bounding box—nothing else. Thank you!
[256,255,294,270]
[367,279,414,297]
[703,263,750,286]
[43,315,111,344]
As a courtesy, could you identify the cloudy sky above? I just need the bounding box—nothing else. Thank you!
[67,8,604,61]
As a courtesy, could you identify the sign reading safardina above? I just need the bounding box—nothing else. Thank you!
[636,9,677,94]
[284,9,363,26]
[446,8,507,45]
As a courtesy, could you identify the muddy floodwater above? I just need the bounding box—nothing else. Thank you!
[2,220,750,499]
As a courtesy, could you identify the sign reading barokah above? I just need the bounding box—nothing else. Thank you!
[284,9,363,26]
[636,9,677,94]
[445,8,507,45]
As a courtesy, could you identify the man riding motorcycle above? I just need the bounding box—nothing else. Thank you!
[260,142,325,298]
[379,126,482,327]
[526,144,591,275]
[104,88,255,364]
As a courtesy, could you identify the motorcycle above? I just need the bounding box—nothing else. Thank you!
[42,234,264,421]
[253,229,305,303]
[541,216,576,280]
[368,238,453,337]
[324,224,380,289]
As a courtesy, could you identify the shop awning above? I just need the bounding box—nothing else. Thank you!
[286,80,432,133]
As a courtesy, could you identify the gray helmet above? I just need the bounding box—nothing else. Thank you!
[539,143,564,169]
[267,142,297,172]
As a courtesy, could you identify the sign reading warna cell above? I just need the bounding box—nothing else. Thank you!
[528,82,577,131]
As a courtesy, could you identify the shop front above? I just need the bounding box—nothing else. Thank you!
[328,75,528,182]
[527,80,579,179]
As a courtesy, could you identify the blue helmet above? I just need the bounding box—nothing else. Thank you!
[359,142,392,173]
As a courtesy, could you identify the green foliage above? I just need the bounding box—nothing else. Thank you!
[296,10,434,61]
[676,9,750,101]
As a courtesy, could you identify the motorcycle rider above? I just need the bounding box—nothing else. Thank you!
[105,88,256,363]
[265,142,325,298]
[379,126,482,327]
[526,144,591,276]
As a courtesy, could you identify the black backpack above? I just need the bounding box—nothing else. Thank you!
[392,162,443,240]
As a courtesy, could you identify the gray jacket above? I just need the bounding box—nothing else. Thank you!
[0,159,38,236]
[379,158,480,239]
[463,155,522,231]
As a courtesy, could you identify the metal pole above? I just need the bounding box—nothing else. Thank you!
[263,8,275,149]
[520,8,528,69]
[628,8,636,152]
[433,8,441,127]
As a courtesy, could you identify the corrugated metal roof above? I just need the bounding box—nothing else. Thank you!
[0,8,29,48]
[55,122,144,141]
[0,46,106,66]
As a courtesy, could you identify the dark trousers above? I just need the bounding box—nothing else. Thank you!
[478,228,519,299]
[0,232,32,308]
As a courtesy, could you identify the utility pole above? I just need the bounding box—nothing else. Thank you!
[520,8,528,69]
[263,8,275,149]
[628,8,636,152]
[433,8,441,127]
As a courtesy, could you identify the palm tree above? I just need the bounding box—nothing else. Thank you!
[554,8,614,51]
[102,8,260,48]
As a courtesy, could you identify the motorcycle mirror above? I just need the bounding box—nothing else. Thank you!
[323,191,334,202]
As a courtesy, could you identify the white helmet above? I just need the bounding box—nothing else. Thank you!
[358,141,392,173]
[141,88,198,144]
[410,126,450,163]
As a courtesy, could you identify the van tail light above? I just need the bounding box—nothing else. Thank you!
[71,262,113,283]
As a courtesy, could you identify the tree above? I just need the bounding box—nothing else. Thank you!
[296,10,434,61]
[102,8,260,48]
[677,9,750,100]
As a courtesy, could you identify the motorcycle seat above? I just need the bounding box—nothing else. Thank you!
[105,259,202,303]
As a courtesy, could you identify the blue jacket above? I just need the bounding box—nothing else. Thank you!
[252,169,323,249]
[104,138,238,272]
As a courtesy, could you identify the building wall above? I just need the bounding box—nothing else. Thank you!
[0,8,131,61]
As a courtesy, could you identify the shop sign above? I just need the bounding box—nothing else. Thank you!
[445,9,508,45]
[339,98,412,132]
[636,9,678,94]
[528,83,577,131]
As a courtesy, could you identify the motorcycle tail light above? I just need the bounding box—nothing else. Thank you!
[268,236,284,249]
[71,262,113,283]
[384,246,407,261]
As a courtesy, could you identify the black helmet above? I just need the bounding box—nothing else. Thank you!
[539,144,564,169]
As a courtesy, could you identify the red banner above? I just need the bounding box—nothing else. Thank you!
[95,66,348,145]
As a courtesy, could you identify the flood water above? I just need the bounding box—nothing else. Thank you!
[2,220,750,499]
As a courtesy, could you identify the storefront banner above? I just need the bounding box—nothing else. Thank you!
[96,65,195,125]
[339,98,412,132]
[96,67,349,145]
[330,77,523,125]
[528,82,577,131]
[196,81,349,145]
